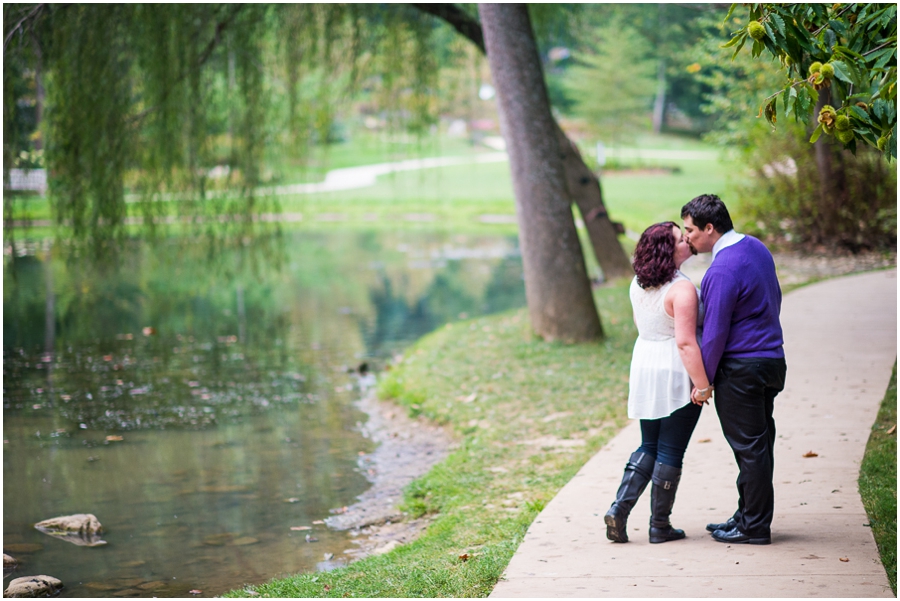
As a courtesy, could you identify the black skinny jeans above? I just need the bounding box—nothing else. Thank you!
[637,401,703,468]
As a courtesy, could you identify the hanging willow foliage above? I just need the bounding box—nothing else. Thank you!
[3,3,445,255]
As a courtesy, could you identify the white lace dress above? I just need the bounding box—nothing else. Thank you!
[627,270,704,420]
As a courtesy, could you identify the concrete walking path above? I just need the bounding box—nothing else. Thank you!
[491,269,897,598]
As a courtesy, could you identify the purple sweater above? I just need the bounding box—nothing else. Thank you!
[700,235,784,382]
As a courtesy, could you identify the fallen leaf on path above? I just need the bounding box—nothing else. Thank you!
[697,438,712,443]
[802,451,818,457]
[839,557,849,562]
[886,425,896,435]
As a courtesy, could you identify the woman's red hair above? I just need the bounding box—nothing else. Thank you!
[633,221,678,289]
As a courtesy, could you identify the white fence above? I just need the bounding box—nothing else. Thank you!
[6,168,47,192]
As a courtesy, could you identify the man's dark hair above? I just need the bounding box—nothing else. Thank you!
[680,194,733,233]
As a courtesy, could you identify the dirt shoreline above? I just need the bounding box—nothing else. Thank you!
[324,390,455,562]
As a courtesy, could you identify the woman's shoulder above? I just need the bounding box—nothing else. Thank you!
[666,276,699,301]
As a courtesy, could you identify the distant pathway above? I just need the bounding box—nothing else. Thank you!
[491,269,897,598]
[261,152,509,195]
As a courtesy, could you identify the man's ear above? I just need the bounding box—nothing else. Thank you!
[705,223,715,235]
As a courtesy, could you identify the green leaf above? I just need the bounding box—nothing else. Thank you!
[834,45,864,60]
[879,5,897,29]
[784,21,815,53]
[830,60,855,85]
[849,105,873,124]
[731,35,747,61]
[873,99,887,123]
[857,6,886,28]
[751,39,764,58]
[810,4,827,21]
[809,123,825,143]
[723,3,737,24]
[769,13,786,39]
[828,19,847,37]
[873,47,896,70]
[787,85,798,118]
[721,32,744,49]
[805,84,819,111]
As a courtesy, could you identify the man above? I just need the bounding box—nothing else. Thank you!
[681,194,787,545]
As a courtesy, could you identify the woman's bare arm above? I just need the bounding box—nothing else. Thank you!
[667,280,710,400]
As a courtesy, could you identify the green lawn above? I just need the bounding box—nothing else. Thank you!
[5,133,729,242]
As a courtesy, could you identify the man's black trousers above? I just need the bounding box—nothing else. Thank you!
[714,356,787,538]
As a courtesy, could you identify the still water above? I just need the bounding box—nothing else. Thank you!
[3,229,525,597]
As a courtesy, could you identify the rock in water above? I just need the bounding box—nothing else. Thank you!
[34,514,106,547]
[4,554,18,568]
[4,575,63,597]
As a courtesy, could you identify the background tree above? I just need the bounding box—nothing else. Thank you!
[723,3,897,156]
[560,17,658,144]
[693,6,896,250]
[479,3,602,342]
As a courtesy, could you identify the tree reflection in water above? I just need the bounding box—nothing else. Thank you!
[2,228,525,597]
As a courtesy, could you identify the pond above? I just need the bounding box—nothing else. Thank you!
[2,229,526,597]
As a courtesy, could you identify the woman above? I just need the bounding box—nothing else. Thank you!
[604,221,711,544]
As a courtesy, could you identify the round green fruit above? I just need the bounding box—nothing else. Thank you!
[835,115,851,131]
[835,129,854,144]
[808,61,823,75]
[748,22,766,40]
[877,136,889,151]
[820,63,835,79]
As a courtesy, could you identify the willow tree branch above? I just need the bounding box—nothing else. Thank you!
[128,3,245,126]
[4,3,45,52]
[411,3,485,54]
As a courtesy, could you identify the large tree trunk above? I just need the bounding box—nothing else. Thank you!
[479,3,603,342]
[555,123,633,281]
[411,3,633,283]
[813,89,849,244]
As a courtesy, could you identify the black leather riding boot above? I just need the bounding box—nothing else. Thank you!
[604,451,654,543]
[649,461,686,543]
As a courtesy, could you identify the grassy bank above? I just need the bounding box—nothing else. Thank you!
[224,280,637,597]
[223,271,899,598]
[859,363,897,595]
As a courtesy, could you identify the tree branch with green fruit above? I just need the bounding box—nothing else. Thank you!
[723,3,896,158]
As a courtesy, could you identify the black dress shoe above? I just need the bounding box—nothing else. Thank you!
[711,526,770,545]
[706,517,738,533]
